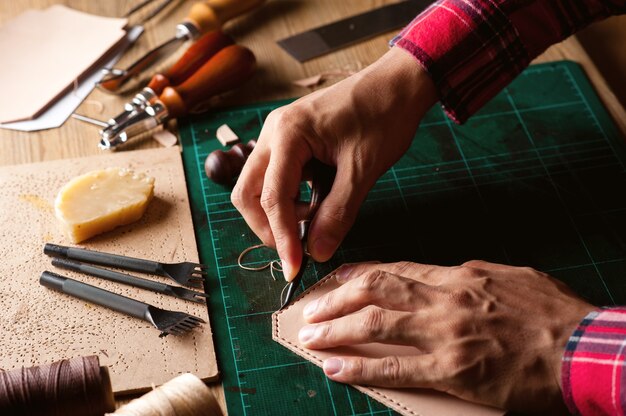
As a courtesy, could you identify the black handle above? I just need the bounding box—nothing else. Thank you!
[44,243,164,275]
[40,271,150,321]
[51,258,170,294]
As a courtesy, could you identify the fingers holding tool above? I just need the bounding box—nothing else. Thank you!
[277,161,334,310]
[210,133,336,305]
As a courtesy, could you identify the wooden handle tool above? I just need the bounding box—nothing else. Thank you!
[99,0,265,92]
[147,30,233,94]
[187,0,267,34]
[99,45,256,149]
[106,30,234,128]
[160,44,256,118]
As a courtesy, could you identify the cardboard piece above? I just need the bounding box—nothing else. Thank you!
[0,5,127,123]
[273,273,504,416]
[0,147,218,394]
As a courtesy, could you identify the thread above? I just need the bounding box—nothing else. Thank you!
[112,373,221,416]
[238,244,283,281]
[270,260,283,281]
[237,244,272,271]
[0,355,114,416]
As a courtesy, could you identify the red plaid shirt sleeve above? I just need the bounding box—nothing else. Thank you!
[562,308,626,415]
[391,0,626,123]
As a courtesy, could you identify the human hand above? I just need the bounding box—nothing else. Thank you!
[298,261,595,413]
[231,48,438,281]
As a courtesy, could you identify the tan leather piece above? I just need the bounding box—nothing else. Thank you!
[0,147,218,394]
[272,272,503,416]
[0,5,127,123]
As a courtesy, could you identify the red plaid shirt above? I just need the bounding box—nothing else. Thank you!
[392,0,626,413]
[392,0,626,123]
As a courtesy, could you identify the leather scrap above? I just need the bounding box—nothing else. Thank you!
[0,5,127,123]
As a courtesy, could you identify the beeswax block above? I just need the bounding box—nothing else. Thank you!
[55,168,154,243]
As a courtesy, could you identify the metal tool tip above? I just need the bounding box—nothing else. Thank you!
[278,283,297,311]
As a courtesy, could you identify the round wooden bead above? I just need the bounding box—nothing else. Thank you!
[205,140,256,185]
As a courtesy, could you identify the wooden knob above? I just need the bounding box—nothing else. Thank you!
[205,140,256,184]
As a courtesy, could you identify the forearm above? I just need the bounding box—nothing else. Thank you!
[355,47,438,124]
[392,0,626,123]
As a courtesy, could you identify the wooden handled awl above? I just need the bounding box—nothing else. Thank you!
[106,30,233,128]
[99,0,265,92]
[99,45,256,150]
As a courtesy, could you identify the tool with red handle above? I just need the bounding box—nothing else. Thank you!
[99,0,265,92]
[99,44,256,150]
[107,30,233,129]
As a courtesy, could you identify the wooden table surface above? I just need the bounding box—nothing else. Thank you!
[1,0,625,412]
[1,0,625,168]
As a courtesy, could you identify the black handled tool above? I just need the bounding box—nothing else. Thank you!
[40,271,204,337]
[44,243,206,289]
[51,258,208,304]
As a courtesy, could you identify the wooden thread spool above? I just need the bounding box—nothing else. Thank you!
[113,373,222,416]
[0,355,114,416]
[205,139,256,185]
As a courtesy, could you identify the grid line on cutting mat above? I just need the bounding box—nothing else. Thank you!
[180,61,626,416]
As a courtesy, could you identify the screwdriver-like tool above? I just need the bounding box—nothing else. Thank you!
[108,30,234,130]
[99,0,265,92]
[100,44,256,150]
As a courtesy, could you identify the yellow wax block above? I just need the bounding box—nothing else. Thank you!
[55,168,155,243]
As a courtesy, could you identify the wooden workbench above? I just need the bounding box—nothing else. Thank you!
[1,0,625,413]
[1,0,625,167]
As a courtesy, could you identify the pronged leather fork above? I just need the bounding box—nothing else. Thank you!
[44,243,207,289]
[40,272,204,337]
[51,258,208,304]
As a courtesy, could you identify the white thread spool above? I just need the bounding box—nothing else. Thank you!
[111,373,222,416]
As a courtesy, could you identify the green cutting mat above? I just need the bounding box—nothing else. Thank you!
[179,61,626,415]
